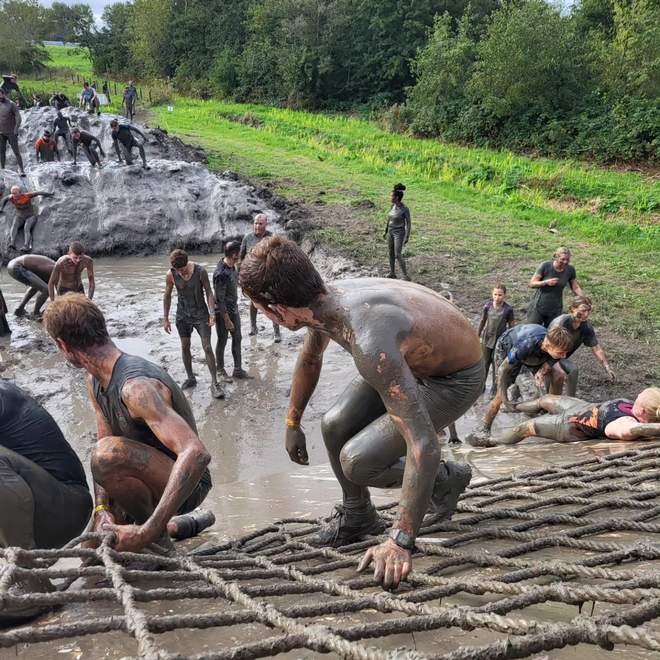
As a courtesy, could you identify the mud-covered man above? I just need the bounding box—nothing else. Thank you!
[52,111,73,155]
[7,254,55,317]
[35,130,60,163]
[163,249,224,399]
[72,128,105,167]
[110,118,149,169]
[43,295,213,553]
[0,186,54,252]
[0,87,25,176]
[240,236,484,589]
[48,241,95,300]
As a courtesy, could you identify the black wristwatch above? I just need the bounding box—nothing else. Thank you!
[389,528,414,550]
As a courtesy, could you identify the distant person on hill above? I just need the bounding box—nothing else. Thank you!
[52,111,73,155]
[35,130,60,162]
[102,82,111,104]
[546,297,615,396]
[72,128,105,167]
[48,241,95,299]
[383,183,411,280]
[239,213,281,342]
[0,74,23,104]
[0,88,25,176]
[467,389,660,447]
[79,82,100,116]
[8,254,55,318]
[123,82,137,121]
[49,92,70,111]
[0,186,54,252]
[477,284,515,395]
[110,118,149,169]
[526,247,583,327]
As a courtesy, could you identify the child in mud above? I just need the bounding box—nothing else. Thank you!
[467,389,660,447]
[477,284,515,395]
[240,235,483,590]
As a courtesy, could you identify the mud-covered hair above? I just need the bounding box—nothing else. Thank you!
[569,296,592,312]
[639,387,660,423]
[224,240,240,257]
[545,325,573,352]
[392,183,406,201]
[239,235,326,308]
[169,249,188,269]
[44,294,110,349]
[69,241,84,255]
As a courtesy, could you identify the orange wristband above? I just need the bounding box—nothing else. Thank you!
[286,418,300,429]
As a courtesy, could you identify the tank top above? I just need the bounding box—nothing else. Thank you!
[568,399,634,439]
[387,204,410,233]
[171,264,209,321]
[92,353,212,488]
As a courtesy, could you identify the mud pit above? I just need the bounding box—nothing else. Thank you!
[1,255,658,660]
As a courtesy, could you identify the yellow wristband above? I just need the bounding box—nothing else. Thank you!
[286,418,300,429]
[95,504,111,514]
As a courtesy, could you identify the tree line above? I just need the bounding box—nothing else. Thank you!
[2,0,658,162]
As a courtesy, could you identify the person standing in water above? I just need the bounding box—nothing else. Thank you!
[48,241,95,299]
[383,183,411,280]
[239,213,281,342]
[477,284,515,395]
[0,88,25,176]
[0,186,54,252]
[7,254,55,317]
[163,249,224,399]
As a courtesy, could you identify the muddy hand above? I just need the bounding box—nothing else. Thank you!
[285,426,309,465]
[162,318,171,334]
[357,539,411,590]
[102,522,150,553]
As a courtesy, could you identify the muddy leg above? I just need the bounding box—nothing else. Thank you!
[8,216,25,250]
[230,310,242,371]
[23,215,37,251]
[387,232,396,277]
[0,134,7,169]
[394,233,410,281]
[214,313,229,371]
[136,143,148,168]
[249,303,258,335]
[180,336,195,383]
[7,133,24,174]
[494,420,537,446]
[199,324,223,398]
[15,288,36,315]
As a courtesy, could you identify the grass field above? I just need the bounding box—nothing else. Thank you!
[16,47,660,378]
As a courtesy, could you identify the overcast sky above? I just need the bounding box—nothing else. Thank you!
[40,0,124,23]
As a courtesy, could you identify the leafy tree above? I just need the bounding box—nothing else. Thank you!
[0,0,48,73]
[44,2,94,42]
[88,2,134,76]
[129,0,172,78]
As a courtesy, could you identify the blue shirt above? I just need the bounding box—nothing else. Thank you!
[499,324,551,368]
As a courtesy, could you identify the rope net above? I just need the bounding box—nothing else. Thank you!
[2,441,660,659]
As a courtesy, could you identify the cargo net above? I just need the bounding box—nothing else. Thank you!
[2,442,660,660]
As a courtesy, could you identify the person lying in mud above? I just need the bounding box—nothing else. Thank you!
[110,118,149,169]
[48,241,95,300]
[0,186,54,252]
[240,236,483,590]
[467,323,573,444]
[546,297,615,396]
[383,183,411,280]
[239,213,281,342]
[72,128,105,167]
[163,249,224,399]
[8,254,55,317]
[467,389,660,447]
[43,295,215,553]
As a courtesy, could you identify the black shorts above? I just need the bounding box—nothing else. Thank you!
[178,476,211,515]
[176,316,211,340]
[58,284,85,296]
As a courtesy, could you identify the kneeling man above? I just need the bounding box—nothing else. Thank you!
[44,295,213,552]
[240,236,484,589]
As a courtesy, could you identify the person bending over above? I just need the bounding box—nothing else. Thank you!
[110,118,149,169]
[44,295,214,553]
[0,186,54,252]
[49,241,95,300]
[214,241,248,381]
[7,254,55,317]
[240,236,484,590]
[467,323,572,444]
[163,249,224,399]
[546,297,615,396]
[468,389,660,447]
[72,128,105,167]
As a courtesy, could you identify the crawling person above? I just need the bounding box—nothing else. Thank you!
[0,186,54,252]
[48,241,95,300]
[468,389,660,447]
[467,323,573,444]
[43,295,215,553]
[7,254,55,317]
[163,249,224,399]
[72,128,105,167]
[35,130,60,163]
[110,118,149,169]
[240,236,484,590]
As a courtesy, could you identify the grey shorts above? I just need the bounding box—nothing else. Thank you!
[176,316,211,340]
[533,406,591,443]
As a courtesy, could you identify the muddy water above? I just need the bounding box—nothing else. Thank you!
[0,254,653,659]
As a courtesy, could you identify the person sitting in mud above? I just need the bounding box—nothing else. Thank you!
[467,323,573,444]
[240,236,484,590]
[72,127,105,167]
[43,295,214,553]
[546,297,615,396]
[383,183,411,281]
[49,92,70,111]
[0,87,25,177]
[526,247,584,327]
[0,186,54,252]
[0,380,92,552]
[35,130,60,163]
[477,283,515,396]
[163,249,224,399]
[110,118,149,169]
[214,241,249,381]
[52,111,73,155]
[79,82,100,116]
[239,213,281,342]
[467,389,660,447]
[48,241,95,300]
[7,254,55,318]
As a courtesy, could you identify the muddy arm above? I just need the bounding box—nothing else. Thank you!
[200,268,215,325]
[48,261,62,300]
[86,259,95,300]
[591,344,615,380]
[477,307,488,337]
[0,196,9,213]
[569,277,584,297]
[404,207,411,244]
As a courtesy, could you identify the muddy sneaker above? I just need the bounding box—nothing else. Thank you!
[311,504,387,548]
[170,509,216,540]
[218,368,233,383]
[232,369,252,379]
[211,383,225,399]
[181,377,197,390]
[248,326,258,336]
[0,570,55,629]
[429,461,472,520]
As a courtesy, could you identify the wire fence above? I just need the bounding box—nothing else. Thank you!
[2,441,660,659]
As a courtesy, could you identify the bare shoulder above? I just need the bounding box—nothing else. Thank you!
[122,376,173,414]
